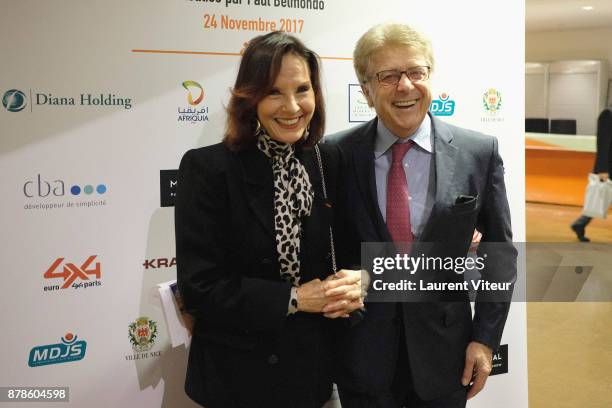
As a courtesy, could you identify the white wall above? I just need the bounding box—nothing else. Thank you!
[526,27,612,68]
[526,27,612,131]
[0,1,527,407]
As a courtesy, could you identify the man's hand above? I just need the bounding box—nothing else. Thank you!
[468,229,482,253]
[295,270,362,315]
[462,341,493,399]
[598,172,609,181]
[321,269,365,318]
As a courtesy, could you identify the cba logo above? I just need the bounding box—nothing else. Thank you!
[28,332,87,367]
[43,255,102,291]
[430,93,455,116]
[23,175,107,198]
[2,89,27,112]
[182,80,204,105]
[128,317,158,352]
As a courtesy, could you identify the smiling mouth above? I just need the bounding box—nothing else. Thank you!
[275,116,302,128]
[393,99,419,108]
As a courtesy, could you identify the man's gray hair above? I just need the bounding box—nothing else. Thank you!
[353,23,435,84]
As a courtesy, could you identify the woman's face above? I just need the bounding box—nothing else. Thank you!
[256,53,315,144]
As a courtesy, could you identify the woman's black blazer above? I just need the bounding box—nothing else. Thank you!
[175,141,340,408]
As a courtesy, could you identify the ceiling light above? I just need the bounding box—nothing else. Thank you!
[581,6,594,11]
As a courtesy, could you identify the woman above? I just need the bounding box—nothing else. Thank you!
[175,32,362,408]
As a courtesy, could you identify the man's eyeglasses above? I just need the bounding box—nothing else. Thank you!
[372,66,430,86]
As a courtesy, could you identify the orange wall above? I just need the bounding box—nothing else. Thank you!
[525,144,594,206]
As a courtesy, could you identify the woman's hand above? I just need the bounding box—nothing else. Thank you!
[295,279,331,313]
[181,312,195,336]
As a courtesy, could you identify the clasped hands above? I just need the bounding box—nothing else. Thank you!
[296,269,367,318]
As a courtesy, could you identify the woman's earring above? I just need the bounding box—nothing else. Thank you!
[255,119,262,136]
[302,125,310,141]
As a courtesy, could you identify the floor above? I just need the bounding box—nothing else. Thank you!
[526,202,612,407]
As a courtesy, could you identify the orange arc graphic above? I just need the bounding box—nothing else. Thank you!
[131,49,352,61]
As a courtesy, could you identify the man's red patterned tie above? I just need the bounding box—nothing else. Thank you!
[386,141,414,246]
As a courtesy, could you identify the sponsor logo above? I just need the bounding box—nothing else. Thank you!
[490,344,509,375]
[128,317,158,352]
[125,317,162,360]
[160,170,178,207]
[2,89,131,112]
[481,88,504,123]
[348,84,376,123]
[2,89,27,112]
[22,175,107,211]
[183,80,204,105]
[430,93,455,116]
[178,80,209,124]
[43,256,102,292]
[28,333,87,367]
[143,257,176,269]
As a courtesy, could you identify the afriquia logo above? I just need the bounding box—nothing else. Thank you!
[430,93,455,116]
[348,84,376,123]
[2,89,131,112]
[481,88,504,123]
[22,174,107,211]
[28,332,87,367]
[43,255,102,292]
[178,80,209,124]
[126,317,162,360]
[2,89,27,112]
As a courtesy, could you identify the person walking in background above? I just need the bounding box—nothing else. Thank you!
[571,106,612,242]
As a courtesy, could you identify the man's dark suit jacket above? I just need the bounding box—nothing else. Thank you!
[330,115,517,401]
[175,142,340,408]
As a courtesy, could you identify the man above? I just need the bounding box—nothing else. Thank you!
[329,23,516,408]
[570,106,611,242]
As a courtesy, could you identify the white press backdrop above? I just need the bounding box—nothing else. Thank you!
[0,1,527,407]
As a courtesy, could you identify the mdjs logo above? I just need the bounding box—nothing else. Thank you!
[2,89,27,112]
[430,93,455,116]
[28,332,87,367]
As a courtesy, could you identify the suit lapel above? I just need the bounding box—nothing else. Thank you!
[351,119,392,242]
[236,144,275,240]
[296,146,322,198]
[420,116,458,240]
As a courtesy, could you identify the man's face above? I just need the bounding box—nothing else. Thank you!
[362,46,432,138]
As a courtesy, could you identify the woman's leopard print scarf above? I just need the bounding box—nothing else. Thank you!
[256,132,314,287]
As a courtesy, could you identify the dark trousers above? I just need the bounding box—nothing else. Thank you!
[572,215,592,228]
[338,317,467,408]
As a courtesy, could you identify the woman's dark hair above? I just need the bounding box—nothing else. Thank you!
[224,31,325,150]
